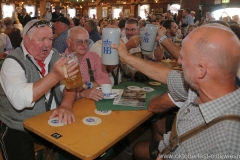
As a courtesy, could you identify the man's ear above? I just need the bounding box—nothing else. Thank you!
[23,34,29,43]
[166,28,171,34]
[197,63,207,79]
[137,28,140,35]
[66,38,71,48]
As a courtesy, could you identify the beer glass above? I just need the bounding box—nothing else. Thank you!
[63,53,83,89]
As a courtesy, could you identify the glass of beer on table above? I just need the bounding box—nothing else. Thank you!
[63,52,83,89]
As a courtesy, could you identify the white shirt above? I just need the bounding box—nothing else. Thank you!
[0,44,63,110]
[168,93,184,108]
[120,29,126,38]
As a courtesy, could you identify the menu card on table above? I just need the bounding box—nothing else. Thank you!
[113,89,146,107]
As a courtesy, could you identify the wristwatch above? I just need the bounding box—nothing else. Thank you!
[85,82,93,89]
[158,35,168,44]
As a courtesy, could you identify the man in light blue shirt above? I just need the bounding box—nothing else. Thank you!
[181,8,194,36]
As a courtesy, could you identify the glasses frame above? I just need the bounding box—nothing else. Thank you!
[68,37,91,46]
[125,28,138,32]
[26,20,52,35]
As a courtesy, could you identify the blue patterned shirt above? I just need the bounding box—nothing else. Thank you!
[53,30,68,54]
[183,14,194,26]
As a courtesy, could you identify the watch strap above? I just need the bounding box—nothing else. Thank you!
[85,82,93,89]
[158,35,168,44]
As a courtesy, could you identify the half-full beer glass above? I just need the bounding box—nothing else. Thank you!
[64,53,83,89]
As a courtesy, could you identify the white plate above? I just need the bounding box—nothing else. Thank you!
[48,117,64,127]
[82,116,102,125]
[142,87,154,92]
[94,109,112,115]
[127,86,141,91]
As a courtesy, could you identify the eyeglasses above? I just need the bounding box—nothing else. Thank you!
[171,25,178,29]
[125,28,137,32]
[68,37,90,45]
[26,20,52,34]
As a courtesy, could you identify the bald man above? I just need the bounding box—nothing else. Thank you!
[67,26,111,100]
[111,23,240,160]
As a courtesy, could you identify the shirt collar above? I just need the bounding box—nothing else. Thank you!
[199,88,240,123]
[121,36,128,43]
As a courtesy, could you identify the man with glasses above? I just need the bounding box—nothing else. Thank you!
[162,20,179,59]
[53,17,70,53]
[66,26,111,100]
[121,19,164,79]
[0,19,78,159]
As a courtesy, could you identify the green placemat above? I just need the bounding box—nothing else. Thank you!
[95,81,168,111]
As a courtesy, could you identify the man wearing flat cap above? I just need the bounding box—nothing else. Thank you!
[53,17,70,53]
[0,19,78,159]
[51,4,64,23]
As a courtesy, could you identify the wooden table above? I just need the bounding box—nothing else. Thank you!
[24,98,153,160]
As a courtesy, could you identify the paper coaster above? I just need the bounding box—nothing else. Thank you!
[94,109,112,115]
[48,117,64,127]
[127,86,141,91]
[142,87,154,92]
[149,82,161,86]
[82,116,102,125]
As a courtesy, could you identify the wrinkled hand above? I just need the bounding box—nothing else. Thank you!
[125,35,140,50]
[82,88,103,101]
[49,106,75,125]
[111,40,131,63]
[50,57,79,81]
[156,26,166,42]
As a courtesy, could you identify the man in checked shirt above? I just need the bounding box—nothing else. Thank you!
[111,23,240,159]
[66,26,111,101]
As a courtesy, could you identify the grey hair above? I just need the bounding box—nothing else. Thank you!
[22,19,40,37]
[193,24,240,75]
[67,26,89,38]
[22,19,52,41]
[200,23,232,32]
[87,20,98,31]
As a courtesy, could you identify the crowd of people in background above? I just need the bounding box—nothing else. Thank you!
[1,5,240,57]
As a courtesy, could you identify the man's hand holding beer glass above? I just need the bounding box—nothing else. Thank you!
[48,56,81,125]
[50,56,79,81]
